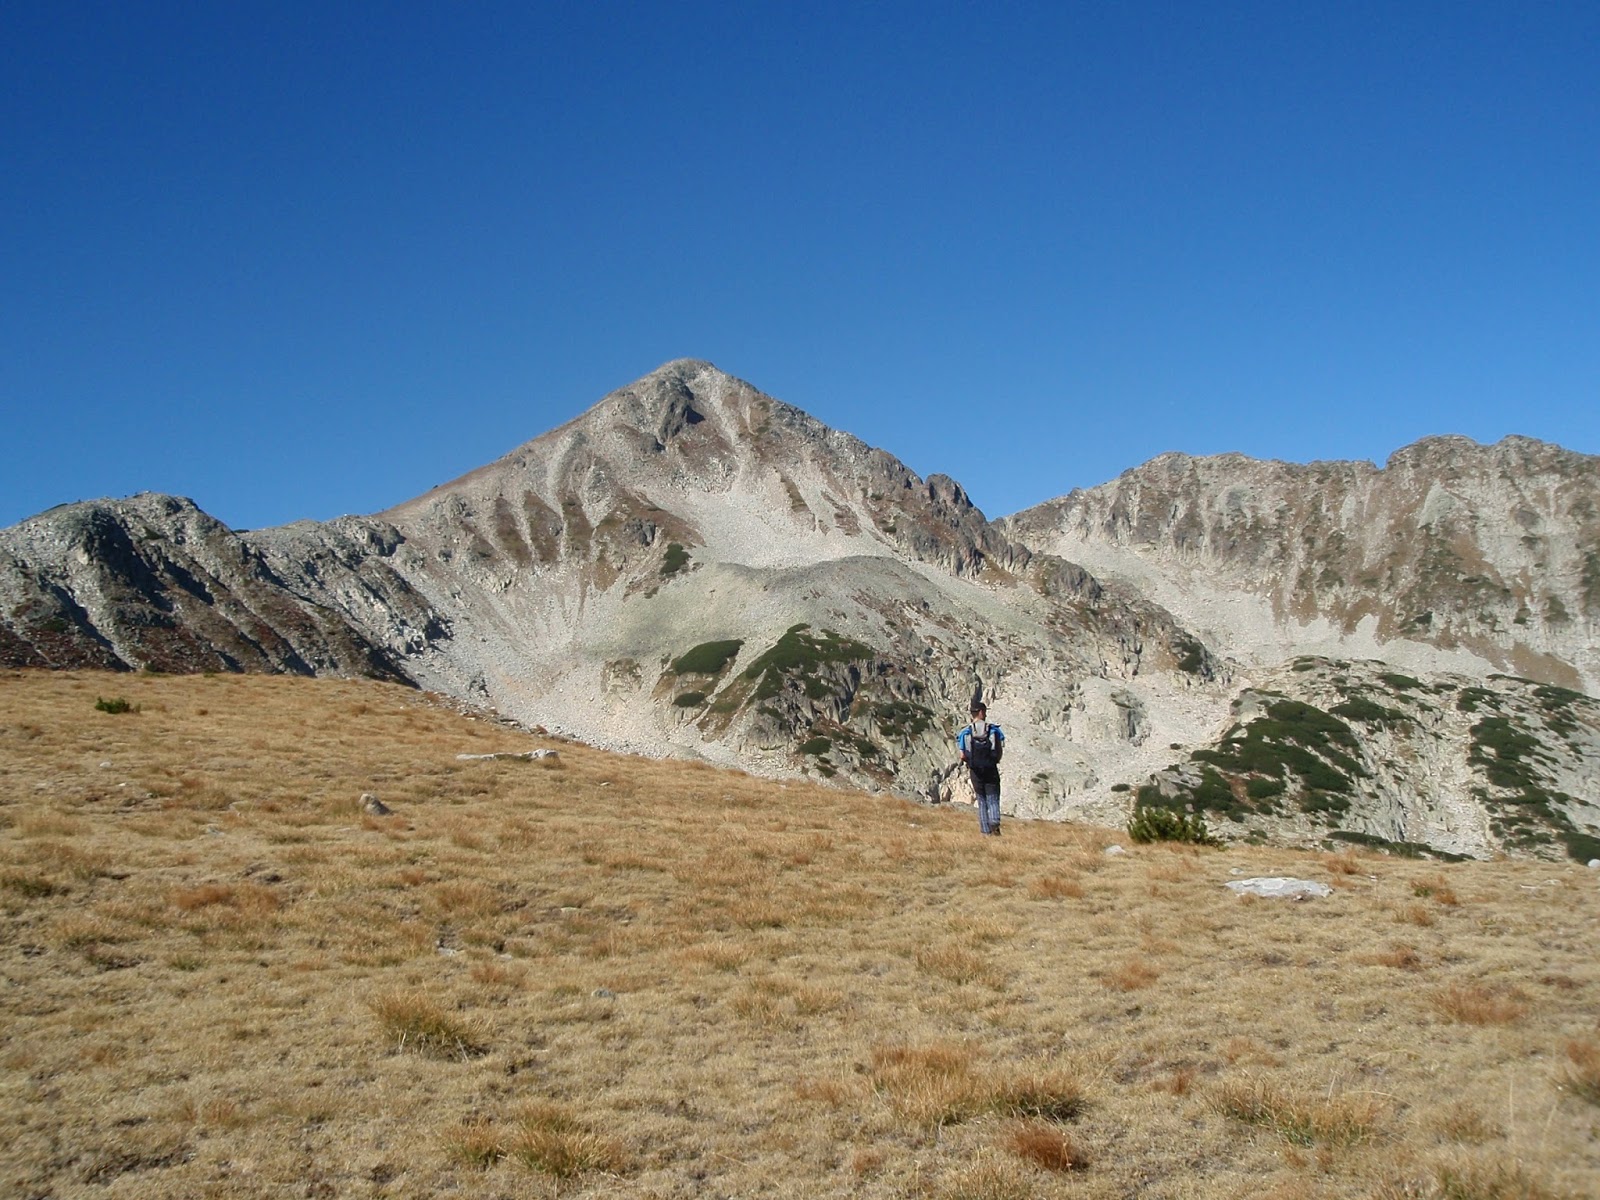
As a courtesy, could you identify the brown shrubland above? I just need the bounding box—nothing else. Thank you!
[1,669,1597,1198]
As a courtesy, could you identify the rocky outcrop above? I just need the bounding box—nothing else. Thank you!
[1132,658,1600,863]
[1002,436,1600,693]
[0,494,430,680]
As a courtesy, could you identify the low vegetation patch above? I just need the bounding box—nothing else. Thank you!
[442,1104,624,1178]
[506,1102,625,1178]
[1431,982,1529,1026]
[872,698,934,738]
[669,639,743,675]
[1173,635,1208,676]
[1330,695,1412,726]
[1326,829,1470,862]
[94,696,138,714]
[659,541,690,577]
[1211,1076,1385,1147]
[1562,1038,1600,1106]
[865,1043,1083,1130]
[1466,711,1595,861]
[1004,1120,1088,1171]
[1152,698,1368,826]
[1419,1155,1568,1200]
[1379,672,1424,692]
[742,624,874,701]
[368,990,488,1058]
[938,1154,1034,1200]
[1128,805,1220,845]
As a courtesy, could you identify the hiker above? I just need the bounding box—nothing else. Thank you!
[957,700,1005,836]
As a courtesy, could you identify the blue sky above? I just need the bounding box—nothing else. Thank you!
[3,2,1597,531]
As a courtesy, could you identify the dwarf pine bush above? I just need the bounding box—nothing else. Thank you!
[1128,806,1220,846]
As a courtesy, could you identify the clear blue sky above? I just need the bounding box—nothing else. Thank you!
[4,2,1597,531]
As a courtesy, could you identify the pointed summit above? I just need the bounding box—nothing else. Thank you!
[381,358,1026,581]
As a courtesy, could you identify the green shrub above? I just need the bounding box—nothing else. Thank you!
[1534,684,1588,737]
[669,639,743,675]
[873,699,933,738]
[1128,807,1221,846]
[94,696,138,714]
[1246,776,1285,800]
[1299,790,1351,818]
[1191,768,1237,812]
[660,543,690,578]
[1174,636,1207,675]
[1191,699,1363,801]
[1468,716,1544,790]
[1330,695,1411,726]
[798,736,832,756]
[1563,830,1600,863]
[742,626,872,701]
[1325,830,1469,862]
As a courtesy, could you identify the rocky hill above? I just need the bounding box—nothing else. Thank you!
[1001,437,1600,693]
[4,360,1598,861]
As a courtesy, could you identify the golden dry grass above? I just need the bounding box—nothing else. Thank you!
[2,669,1599,1198]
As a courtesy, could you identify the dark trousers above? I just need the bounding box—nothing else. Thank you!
[974,780,1001,835]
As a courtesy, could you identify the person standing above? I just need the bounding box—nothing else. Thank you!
[958,700,1005,836]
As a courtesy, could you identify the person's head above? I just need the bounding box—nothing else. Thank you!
[970,701,986,720]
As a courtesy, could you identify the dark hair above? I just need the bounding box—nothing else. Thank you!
[970,702,986,715]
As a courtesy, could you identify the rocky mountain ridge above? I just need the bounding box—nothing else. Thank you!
[1001,436,1600,693]
[4,359,1598,861]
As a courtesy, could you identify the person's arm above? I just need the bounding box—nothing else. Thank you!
[957,727,970,762]
[993,726,1004,761]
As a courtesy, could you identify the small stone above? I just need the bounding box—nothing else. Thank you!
[99,761,113,769]
[1588,859,1599,870]
[361,793,392,816]
[592,988,616,1000]
[1104,844,1127,856]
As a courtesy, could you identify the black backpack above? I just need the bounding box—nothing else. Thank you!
[967,724,1001,782]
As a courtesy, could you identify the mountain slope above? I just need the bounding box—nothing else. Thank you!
[296,360,1216,804]
[3,360,1598,861]
[1001,436,1600,693]
[0,493,436,681]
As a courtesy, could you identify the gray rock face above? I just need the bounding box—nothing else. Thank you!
[1001,437,1600,693]
[3,359,1598,862]
[0,493,435,679]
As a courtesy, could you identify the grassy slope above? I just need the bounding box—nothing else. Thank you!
[1,671,1597,1200]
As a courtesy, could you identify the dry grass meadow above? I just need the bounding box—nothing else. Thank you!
[2,669,1598,1199]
